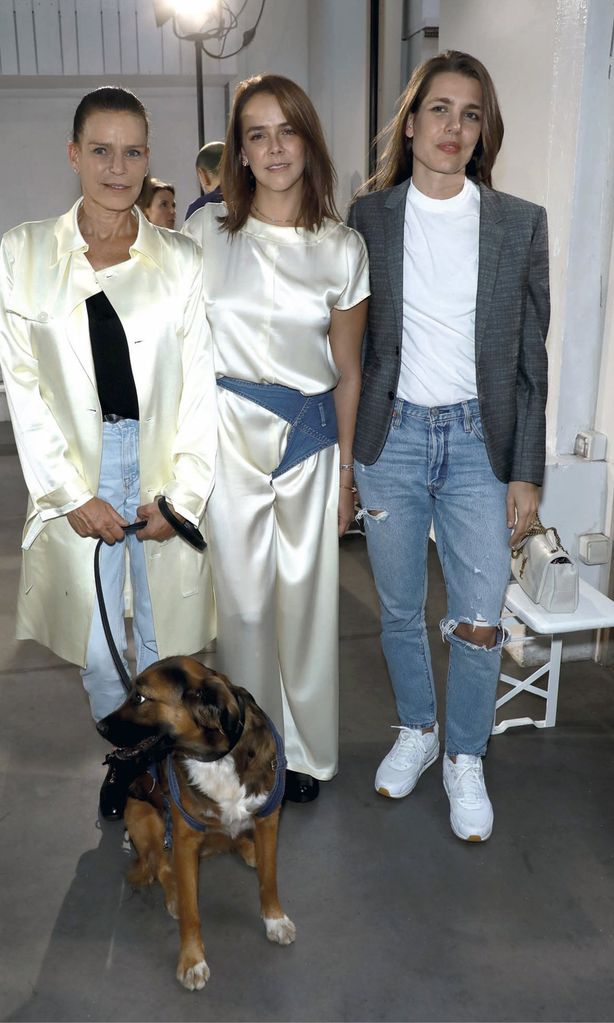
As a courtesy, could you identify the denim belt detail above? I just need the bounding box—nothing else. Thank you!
[217,376,338,478]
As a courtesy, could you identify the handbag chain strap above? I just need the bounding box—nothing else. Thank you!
[511,516,569,578]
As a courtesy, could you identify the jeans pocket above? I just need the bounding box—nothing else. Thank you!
[470,412,485,442]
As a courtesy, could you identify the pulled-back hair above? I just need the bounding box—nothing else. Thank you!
[196,141,224,174]
[137,176,175,212]
[367,50,504,192]
[72,86,149,144]
[220,73,339,234]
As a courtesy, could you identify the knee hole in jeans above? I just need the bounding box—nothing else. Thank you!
[441,616,508,651]
[356,508,389,524]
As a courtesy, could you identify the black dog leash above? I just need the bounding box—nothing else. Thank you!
[157,496,207,552]
[94,521,145,694]
[93,498,207,694]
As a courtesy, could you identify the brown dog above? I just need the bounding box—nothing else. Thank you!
[97,656,295,990]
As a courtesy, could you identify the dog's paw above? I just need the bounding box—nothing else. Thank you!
[177,957,210,991]
[264,914,296,945]
[235,835,257,868]
[165,896,179,920]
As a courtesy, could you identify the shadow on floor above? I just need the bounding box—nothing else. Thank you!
[1,442,614,1021]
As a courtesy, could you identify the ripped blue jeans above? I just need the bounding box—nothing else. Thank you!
[355,398,510,756]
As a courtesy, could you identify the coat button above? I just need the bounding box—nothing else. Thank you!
[39,311,48,322]
[388,390,395,400]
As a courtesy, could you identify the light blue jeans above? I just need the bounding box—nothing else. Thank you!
[81,420,159,722]
[355,398,510,757]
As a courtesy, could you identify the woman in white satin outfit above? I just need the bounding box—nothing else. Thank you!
[0,87,216,820]
[184,74,369,801]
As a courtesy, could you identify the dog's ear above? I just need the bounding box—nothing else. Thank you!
[188,685,226,733]
[191,684,242,743]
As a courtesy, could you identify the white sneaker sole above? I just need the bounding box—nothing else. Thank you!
[449,814,493,842]
[375,744,440,799]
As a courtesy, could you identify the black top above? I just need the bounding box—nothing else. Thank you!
[86,291,139,421]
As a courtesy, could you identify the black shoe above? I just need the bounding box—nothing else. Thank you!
[99,756,133,821]
[284,770,319,803]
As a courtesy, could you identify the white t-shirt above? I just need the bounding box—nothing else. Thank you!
[397,176,480,407]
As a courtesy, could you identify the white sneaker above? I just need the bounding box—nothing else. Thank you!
[375,724,440,798]
[443,754,493,842]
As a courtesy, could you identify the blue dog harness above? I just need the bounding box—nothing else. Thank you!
[151,716,287,849]
[217,376,338,478]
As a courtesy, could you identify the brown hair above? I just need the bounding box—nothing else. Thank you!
[137,176,175,213]
[72,86,149,144]
[220,73,340,234]
[367,50,504,192]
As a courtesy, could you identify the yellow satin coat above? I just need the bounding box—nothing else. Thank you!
[0,200,217,667]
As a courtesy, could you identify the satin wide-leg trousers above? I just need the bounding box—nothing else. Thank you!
[206,389,340,780]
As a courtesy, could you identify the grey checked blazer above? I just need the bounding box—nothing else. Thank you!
[348,180,550,485]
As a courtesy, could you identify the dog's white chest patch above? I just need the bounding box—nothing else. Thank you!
[184,758,268,838]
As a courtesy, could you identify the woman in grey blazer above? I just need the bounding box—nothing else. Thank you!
[348,50,549,842]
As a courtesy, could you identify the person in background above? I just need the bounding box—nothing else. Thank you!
[0,87,217,821]
[137,175,176,229]
[184,141,224,221]
[184,74,369,802]
[348,50,549,842]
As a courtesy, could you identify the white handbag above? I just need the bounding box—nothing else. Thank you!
[511,518,579,613]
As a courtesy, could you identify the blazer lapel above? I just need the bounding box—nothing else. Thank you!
[384,180,410,343]
[475,184,504,354]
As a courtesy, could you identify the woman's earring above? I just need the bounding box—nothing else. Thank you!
[241,156,249,167]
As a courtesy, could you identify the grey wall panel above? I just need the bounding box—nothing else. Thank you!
[101,0,121,74]
[58,0,78,74]
[0,0,240,78]
[135,0,162,74]
[33,1,62,75]
[75,0,103,74]
[161,18,181,75]
[0,5,19,74]
[118,0,138,73]
[14,0,38,73]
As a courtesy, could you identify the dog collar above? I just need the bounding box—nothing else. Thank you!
[163,710,286,839]
[255,715,287,818]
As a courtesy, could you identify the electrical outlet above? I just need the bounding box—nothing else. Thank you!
[574,431,607,460]
[578,533,611,565]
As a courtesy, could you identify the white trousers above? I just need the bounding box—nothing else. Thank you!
[206,390,340,780]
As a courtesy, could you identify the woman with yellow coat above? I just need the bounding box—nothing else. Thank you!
[0,87,217,819]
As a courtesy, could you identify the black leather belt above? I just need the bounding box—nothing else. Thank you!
[103,413,131,423]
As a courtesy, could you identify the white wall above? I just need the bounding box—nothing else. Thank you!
[440,0,614,662]
[379,0,405,129]
[308,0,370,214]
[404,0,440,87]
[235,0,310,89]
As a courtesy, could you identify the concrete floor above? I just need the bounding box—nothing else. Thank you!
[1,423,614,1022]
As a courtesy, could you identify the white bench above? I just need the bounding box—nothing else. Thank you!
[493,578,614,734]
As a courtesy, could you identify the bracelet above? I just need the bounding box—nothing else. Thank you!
[340,463,354,472]
[340,484,357,493]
